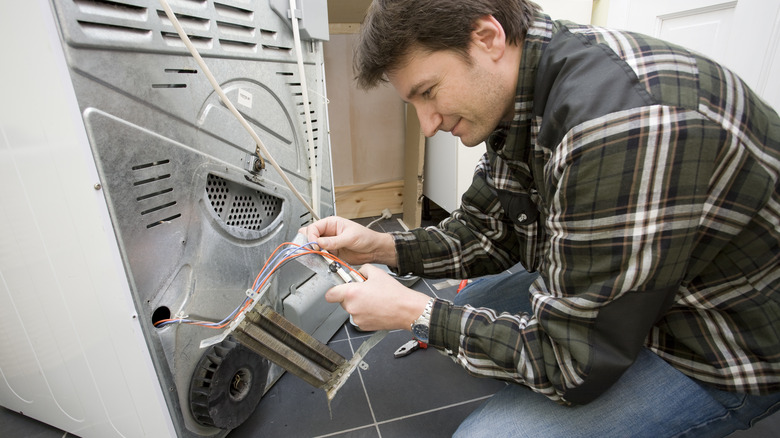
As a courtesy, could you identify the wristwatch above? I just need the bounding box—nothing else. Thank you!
[411,298,435,343]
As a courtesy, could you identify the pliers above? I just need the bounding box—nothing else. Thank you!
[394,339,428,358]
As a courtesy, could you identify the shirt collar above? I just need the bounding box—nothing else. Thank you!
[488,11,554,162]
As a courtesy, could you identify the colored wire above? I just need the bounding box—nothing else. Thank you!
[153,242,364,329]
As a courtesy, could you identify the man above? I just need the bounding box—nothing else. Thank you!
[301,0,780,436]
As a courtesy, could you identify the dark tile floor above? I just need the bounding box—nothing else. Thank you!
[1,210,778,437]
[229,215,508,438]
[231,308,505,438]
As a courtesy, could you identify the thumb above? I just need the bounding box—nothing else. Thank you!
[325,283,347,304]
[316,235,342,251]
[358,263,382,278]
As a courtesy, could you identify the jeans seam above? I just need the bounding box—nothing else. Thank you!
[747,399,780,427]
[672,409,733,438]
[675,394,780,436]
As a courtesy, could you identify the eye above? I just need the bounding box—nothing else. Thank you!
[421,87,433,99]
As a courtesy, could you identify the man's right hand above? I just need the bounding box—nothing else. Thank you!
[298,216,398,268]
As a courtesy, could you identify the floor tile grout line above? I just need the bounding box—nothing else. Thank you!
[374,394,493,426]
[356,356,382,438]
[344,324,383,438]
[341,329,403,343]
[311,394,494,438]
[311,423,377,438]
[422,278,441,299]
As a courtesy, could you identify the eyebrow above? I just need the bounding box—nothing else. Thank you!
[405,81,429,101]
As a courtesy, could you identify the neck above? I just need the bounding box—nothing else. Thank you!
[501,43,524,121]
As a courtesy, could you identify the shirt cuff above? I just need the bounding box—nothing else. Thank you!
[390,231,425,275]
[428,299,462,355]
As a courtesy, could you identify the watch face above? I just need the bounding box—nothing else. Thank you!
[412,324,429,343]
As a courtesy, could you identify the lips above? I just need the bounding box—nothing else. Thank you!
[448,118,463,136]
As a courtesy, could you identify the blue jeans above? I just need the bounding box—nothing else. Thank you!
[453,269,780,437]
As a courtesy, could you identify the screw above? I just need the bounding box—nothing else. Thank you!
[94,183,102,190]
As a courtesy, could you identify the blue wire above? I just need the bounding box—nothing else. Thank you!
[252,242,318,293]
[155,242,320,328]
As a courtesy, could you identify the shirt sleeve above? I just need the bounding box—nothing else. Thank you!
[392,155,523,279]
[428,106,716,405]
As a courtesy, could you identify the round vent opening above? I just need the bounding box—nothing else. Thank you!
[205,174,283,233]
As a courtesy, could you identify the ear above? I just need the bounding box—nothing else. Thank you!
[470,15,507,61]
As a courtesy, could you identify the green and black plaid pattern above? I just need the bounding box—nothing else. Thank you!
[394,13,779,404]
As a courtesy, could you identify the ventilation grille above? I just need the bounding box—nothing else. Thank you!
[151,67,198,89]
[132,159,181,228]
[206,174,282,232]
[68,0,291,56]
[280,71,320,168]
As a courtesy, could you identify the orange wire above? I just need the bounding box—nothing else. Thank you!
[154,242,365,329]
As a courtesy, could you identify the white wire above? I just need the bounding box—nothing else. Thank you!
[158,0,320,221]
[289,0,321,218]
[365,216,384,230]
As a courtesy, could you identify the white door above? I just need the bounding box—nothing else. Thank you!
[606,0,780,111]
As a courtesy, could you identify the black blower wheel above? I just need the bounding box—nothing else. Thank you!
[189,336,270,429]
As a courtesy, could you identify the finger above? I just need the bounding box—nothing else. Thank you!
[299,218,337,247]
[324,284,347,304]
[296,225,316,244]
[359,263,381,278]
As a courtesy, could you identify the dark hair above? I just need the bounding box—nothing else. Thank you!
[354,0,540,89]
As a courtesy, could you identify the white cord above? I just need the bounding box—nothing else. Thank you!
[289,0,320,218]
[158,0,320,221]
[366,208,393,229]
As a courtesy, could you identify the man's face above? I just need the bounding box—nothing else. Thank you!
[388,46,515,146]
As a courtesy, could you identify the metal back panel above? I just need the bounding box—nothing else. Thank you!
[1,1,339,437]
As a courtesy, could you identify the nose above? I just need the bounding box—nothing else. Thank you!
[415,103,442,137]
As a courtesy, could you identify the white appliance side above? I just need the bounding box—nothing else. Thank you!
[423,132,486,214]
[423,132,461,213]
[0,1,176,437]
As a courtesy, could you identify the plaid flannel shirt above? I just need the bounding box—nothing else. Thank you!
[393,13,780,404]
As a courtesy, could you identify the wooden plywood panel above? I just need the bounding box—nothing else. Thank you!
[323,33,406,214]
[323,35,354,187]
[328,0,372,24]
[335,180,404,219]
[349,84,405,185]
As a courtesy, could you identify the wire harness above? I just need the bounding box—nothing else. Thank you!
[153,241,364,336]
